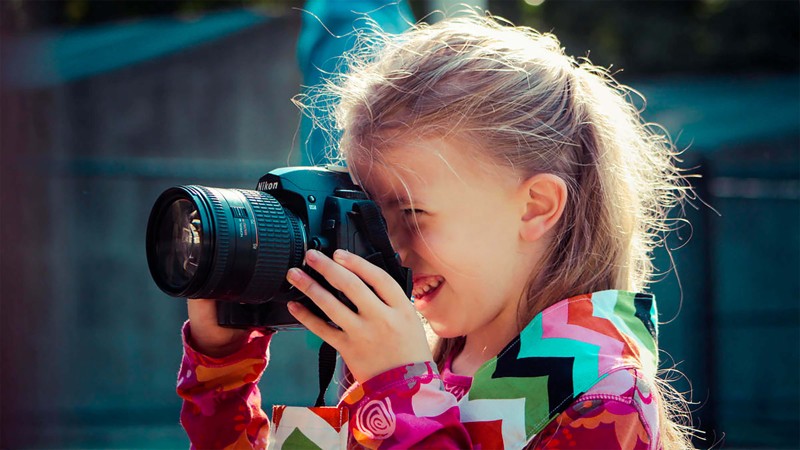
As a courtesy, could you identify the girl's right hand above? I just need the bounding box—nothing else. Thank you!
[186,298,249,358]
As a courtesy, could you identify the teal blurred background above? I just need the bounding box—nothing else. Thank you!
[1,1,797,448]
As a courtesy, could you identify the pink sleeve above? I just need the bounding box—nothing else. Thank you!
[341,361,472,449]
[531,397,652,449]
[176,321,273,450]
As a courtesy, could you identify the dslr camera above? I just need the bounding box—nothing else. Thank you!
[145,166,411,330]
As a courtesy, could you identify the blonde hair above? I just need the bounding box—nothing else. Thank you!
[305,11,695,448]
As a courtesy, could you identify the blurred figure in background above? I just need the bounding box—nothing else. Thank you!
[296,0,414,165]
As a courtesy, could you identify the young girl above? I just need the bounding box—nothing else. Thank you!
[177,13,694,449]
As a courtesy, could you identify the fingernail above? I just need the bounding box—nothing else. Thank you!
[333,249,348,261]
[306,249,320,262]
[287,301,301,314]
[287,268,302,282]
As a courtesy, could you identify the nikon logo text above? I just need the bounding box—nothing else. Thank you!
[258,181,279,191]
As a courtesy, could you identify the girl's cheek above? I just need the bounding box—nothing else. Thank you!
[395,227,426,259]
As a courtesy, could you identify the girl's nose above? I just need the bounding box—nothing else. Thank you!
[390,238,408,265]
[386,225,409,265]
[395,246,408,266]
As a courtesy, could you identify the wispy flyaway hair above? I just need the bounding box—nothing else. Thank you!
[298,11,696,448]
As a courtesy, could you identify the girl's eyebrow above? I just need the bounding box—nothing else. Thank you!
[382,196,410,208]
[376,192,418,209]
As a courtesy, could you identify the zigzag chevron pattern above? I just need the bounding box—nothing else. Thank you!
[634,292,658,339]
[530,292,636,378]
[584,290,658,374]
[494,341,576,413]
[464,290,658,441]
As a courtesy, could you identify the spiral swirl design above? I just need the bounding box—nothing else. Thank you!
[355,398,396,440]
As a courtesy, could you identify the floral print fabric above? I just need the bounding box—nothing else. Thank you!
[177,326,273,449]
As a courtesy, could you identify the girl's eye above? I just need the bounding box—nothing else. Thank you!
[402,209,425,215]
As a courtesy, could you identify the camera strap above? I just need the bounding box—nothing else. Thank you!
[351,202,412,296]
[316,341,337,407]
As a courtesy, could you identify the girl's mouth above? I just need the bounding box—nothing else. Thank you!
[412,275,445,306]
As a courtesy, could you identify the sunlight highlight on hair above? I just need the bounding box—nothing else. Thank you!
[297,8,698,447]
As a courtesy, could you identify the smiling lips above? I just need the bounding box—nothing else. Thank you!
[412,275,445,302]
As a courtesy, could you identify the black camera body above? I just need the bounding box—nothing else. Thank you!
[145,166,411,330]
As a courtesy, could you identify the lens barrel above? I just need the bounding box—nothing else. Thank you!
[145,185,306,303]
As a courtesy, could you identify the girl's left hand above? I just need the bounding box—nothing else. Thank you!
[286,249,432,383]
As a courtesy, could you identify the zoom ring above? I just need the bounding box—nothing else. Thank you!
[237,190,296,301]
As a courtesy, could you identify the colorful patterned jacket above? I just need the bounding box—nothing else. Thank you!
[177,290,662,449]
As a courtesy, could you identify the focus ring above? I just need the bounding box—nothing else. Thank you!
[237,189,293,301]
[195,186,230,298]
[287,210,306,268]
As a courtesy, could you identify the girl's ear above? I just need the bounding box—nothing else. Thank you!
[519,174,568,242]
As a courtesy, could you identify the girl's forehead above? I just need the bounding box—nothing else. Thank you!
[360,135,471,173]
[351,158,419,202]
[349,136,517,200]
[353,138,448,182]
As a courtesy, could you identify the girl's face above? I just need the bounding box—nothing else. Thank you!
[354,137,543,342]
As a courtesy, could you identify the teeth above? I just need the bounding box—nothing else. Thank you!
[412,276,444,299]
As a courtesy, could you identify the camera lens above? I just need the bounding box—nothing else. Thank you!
[154,198,204,289]
[146,186,306,303]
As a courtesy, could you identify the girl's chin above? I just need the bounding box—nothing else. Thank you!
[426,320,464,339]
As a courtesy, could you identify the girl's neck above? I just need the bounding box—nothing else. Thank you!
[449,291,533,377]
[450,325,520,377]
